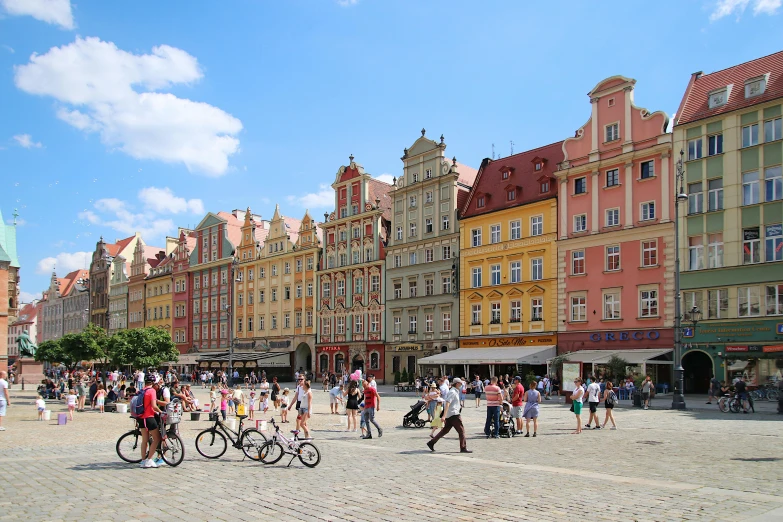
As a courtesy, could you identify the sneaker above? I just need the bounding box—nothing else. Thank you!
[594,426,601,430]
[460,449,473,453]
[524,433,530,437]
[139,459,148,468]
[532,433,537,437]
[426,441,435,452]
[362,434,372,439]
[0,426,6,431]
[610,427,617,430]
[144,460,158,468]
[584,424,591,429]
[378,428,383,438]
[154,457,164,466]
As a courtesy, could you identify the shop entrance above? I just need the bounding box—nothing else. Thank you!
[352,355,364,374]
[683,350,712,394]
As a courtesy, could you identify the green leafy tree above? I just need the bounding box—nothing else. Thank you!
[548,352,570,380]
[110,327,179,369]
[400,367,409,384]
[35,339,77,368]
[605,355,630,382]
[394,371,401,384]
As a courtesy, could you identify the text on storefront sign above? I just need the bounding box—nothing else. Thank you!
[589,331,660,342]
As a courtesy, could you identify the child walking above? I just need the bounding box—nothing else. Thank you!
[261,393,269,414]
[66,389,77,421]
[248,392,256,420]
[94,384,106,413]
[210,385,217,411]
[219,390,229,421]
[280,388,289,423]
[36,397,46,420]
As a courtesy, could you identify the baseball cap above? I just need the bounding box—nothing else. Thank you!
[451,377,463,386]
[513,376,522,381]
[144,376,154,383]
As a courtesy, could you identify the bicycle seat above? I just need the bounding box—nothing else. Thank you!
[236,415,248,420]
[291,430,300,435]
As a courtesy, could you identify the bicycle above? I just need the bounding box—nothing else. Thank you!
[259,418,321,468]
[751,384,780,402]
[195,412,267,461]
[116,416,185,466]
[718,393,755,413]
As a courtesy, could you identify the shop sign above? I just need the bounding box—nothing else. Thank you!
[269,340,291,349]
[394,344,421,352]
[725,345,763,352]
[320,346,344,352]
[460,335,555,348]
[763,345,783,353]
[235,340,256,349]
[589,330,660,342]
[688,320,780,342]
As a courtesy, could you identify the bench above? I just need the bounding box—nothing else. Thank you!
[394,383,417,393]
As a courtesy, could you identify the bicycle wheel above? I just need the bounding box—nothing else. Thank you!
[718,397,730,413]
[240,428,268,461]
[751,390,762,400]
[116,430,144,463]
[298,442,321,468]
[729,399,741,413]
[259,440,285,464]
[161,432,185,467]
[767,389,779,401]
[195,429,228,459]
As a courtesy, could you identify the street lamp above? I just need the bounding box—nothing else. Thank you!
[672,149,691,410]
[224,256,240,384]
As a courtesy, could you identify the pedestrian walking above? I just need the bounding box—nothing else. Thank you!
[585,379,602,429]
[0,370,9,431]
[280,388,290,423]
[523,381,541,437]
[484,376,503,439]
[641,376,654,410]
[66,389,77,421]
[571,378,584,434]
[601,382,618,429]
[297,380,313,439]
[427,378,471,453]
[510,376,525,435]
[344,381,360,432]
[706,375,721,404]
[472,375,483,407]
[428,390,444,438]
[271,377,281,411]
[360,379,382,439]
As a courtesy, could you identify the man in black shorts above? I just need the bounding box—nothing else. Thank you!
[139,376,163,468]
[734,377,750,413]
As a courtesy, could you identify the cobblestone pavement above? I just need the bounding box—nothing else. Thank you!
[1,386,782,522]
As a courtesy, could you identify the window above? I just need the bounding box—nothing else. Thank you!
[742,124,759,148]
[606,245,620,271]
[307,257,314,270]
[477,196,485,208]
[370,275,379,292]
[259,290,265,303]
[294,312,301,328]
[408,280,417,298]
[409,222,417,237]
[766,224,783,262]
[272,265,277,276]
[425,190,433,203]
[574,177,587,194]
[354,315,362,333]
[490,264,501,285]
[396,227,403,240]
[604,291,621,319]
[744,227,761,264]
[409,252,417,265]
[442,215,450,230]
[307,282,313,297]
[708,179,723,211]
[284,262,291,274]
[640,288,658,317]
[531,216,543,236]
[707,289,729,319]
[738,286,761,317]
[765,117,782,142]
[708,89,727,108]
[369,313,378,332]
[471,228,482,247]
[571,296,586,322]
[606,208,620,227]
[238,293,243,306]
[471,304,481,325]
[393,255,401,268]
[352,251,360,264]
[531,258,543,281]
[642,240,657,267]
[337,280,346,296]
[745,77,766,98]
[490,302,501,324]
[471,267,482,288]
[606,168,619,187]
[442,312,451,332]
[510,300,521,322]
[765,166,782,202]
[641,202,655,221]
[574,214,587,233]
[336,317,344,334]
[683,291,703,315]
[425,314,433,332]
[531,298,543,321]
[490,224,501,244]
[442,275,452,294]
[340,207,347,219]
[393,282,402,299]
[271,288,278,301]
[237,318,243,332]
[322,281,331,298]
[708,134,723,156]
[412,172,418,183]
[688,236,704,270]
[743,171,760,205]
[442,246,451,260]
[501,170,509,180]
[425,249,434,263]
[425,278,434,296]
[640,160,654,179]
[572,250,585,275]
[605,123,619,142]
[688,182,703,214]
[510,261,521,283]
[365,248,373,262]
[425,218,433,233]
[704,233,723,268]
[320,318,328,335]
[393,316,401,334]
[259,267,265,278]
[354,277,363,295]
[271,315,278,329]
[766,284,783,315]
[507,189,516,201]
[687,138,702,160]
[408,315,417,333]
[510,220,521,240]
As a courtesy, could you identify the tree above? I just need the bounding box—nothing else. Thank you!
[400,367,409,384]
[548,352,570,380]
[35,339,77,369]
[605,355,630,382]
[59,332,97,367]
[110,327,179,369]
[394,371,401,384]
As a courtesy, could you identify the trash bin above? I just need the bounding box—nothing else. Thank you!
[43,410,51,421]
[632,390,642,408]
[190,412,201,421]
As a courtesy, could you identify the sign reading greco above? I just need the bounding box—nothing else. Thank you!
[459,335,556,348]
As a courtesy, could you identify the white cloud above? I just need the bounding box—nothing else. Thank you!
[14,37,242,175]
[0,0,74,30]
[2,44,14,53]
[374,173,395,184]
[138,186,204,215]
[36,251,91,274]
[287,184,334,210]
[337,0,359,5]
[13,133,42,148]
[5,217,26,226]
[710,0,781,19]
[18,290,42,303]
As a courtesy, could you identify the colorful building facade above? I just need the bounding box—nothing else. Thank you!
[89,234,139,329]
[61,270,90,335]
[316,156,393,381]
[172,230,195,354]
[145,251,173,334]
[673,52,783,390]
[108,256,129,334]
[128,239,163,332]
[555,76,675,385]
[0,208,20,372]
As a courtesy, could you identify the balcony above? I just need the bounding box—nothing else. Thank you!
[490,319,501,325]
[408,330,417,334]
[509,318,521,323]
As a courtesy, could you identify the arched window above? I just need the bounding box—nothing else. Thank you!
[335,353,345,373]
[370,352,380,370]
[319,354,329,373]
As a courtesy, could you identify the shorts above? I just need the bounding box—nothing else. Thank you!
[329,395,339,405]
[738,392,748,401]
[0,401,6,416]
[588,401,599,413]
[38,407,46,412]
[604,401,614,410]
[138,416,159,430]
[642,392,650,401]
[573,401,583,415]
[510,406,524,419]
[474,391,482,399]
[297,407,309,417]
[96,398,104,406]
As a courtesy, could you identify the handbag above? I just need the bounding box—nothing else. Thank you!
[569,402,575,412]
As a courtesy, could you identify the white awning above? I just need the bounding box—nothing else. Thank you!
[418,345,555,366]
[728,360,749,371]
[164,354,199,366]
[554,349,673,365]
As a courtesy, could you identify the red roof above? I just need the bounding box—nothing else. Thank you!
[461,141,564,218]
[13,302,38,324]
[60,269,89,297]
[105,234,136,257]
[676,50,783,126]
[455,162,479,188]
[367,178,393,222]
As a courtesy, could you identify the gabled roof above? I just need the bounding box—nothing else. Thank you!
[461,141,564,219]
[60,269,89,297]
[367,178,393,221]
[675,50,783,126]
[13,302,38,325]
[106,234,136,257]
[216,211,245,248]
[455,162,479,187]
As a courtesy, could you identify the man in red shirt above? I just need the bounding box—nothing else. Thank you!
[484,376,503,438]
[510,376,526,435]
[360,380,382,439]
[139,376,162,468]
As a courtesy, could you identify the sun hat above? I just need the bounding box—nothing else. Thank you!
[451,377,463,386]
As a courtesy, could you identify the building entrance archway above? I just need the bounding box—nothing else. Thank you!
[294,342,312,375]
[352,355,364,374]
[683,350,713,394]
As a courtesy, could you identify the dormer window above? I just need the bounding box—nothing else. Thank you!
[477,196,485,208]
[507,189,516,201]
[502,171,509,180]
[745,75,767,99]
[708,87,728,108]
[535,163,542,171]
[540,181,549,193]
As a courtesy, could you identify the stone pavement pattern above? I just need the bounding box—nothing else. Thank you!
[1,386,782,522]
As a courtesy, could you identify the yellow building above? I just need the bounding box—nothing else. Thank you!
[235,206,321,376]
[455,143,563,376]
[144,252,174,336]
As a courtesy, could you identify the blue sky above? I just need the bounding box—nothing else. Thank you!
[1,0,782,301]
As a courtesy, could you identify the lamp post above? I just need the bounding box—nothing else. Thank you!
[224,256,240,384]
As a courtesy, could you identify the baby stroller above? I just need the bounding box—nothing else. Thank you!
[497,401,516,438]
[402,400,427,428]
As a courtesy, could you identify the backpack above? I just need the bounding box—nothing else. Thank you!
[130,388,147,418]
[607,390,617,406]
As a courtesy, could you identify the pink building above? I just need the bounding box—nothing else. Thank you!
[555,76,675,382]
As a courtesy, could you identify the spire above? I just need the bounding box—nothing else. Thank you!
[272,204,281,221]
[12,208,19,226]
[243,207,253,226]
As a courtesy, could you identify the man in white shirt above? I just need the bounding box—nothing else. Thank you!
[0,370,10,431]
[368,375,377,389]
[427,378,471,453]
[585,380,602,429]
[329,384,343,414]
[438,377,449,399]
